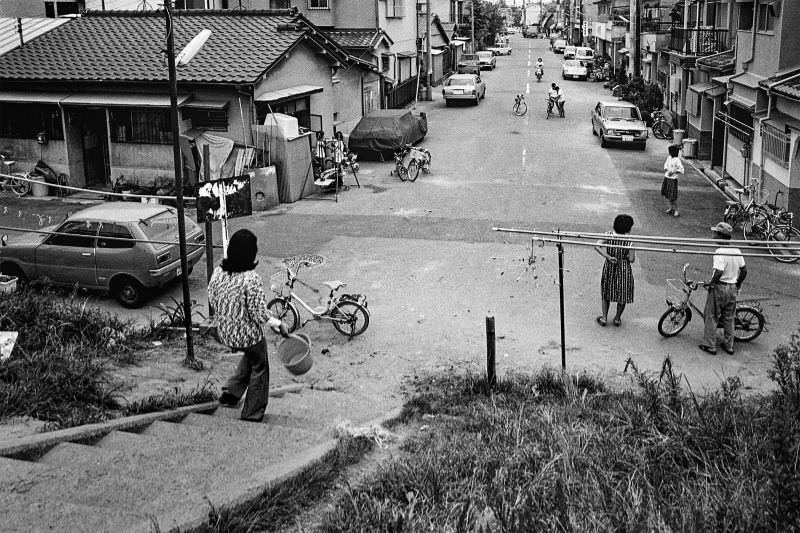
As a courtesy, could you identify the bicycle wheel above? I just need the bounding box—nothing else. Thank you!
[421,150,432,173]
[407,159,420,182]
[657,307,692,337]
[9,174,31,196]
[723,203,742,226]
[330,300,370,337]
[733,305,764,342]
[651,121,665,139]
[267,298,299,334]
[515,101,527,116]
[396,161,408,182]
[766,225,800,263]
[742,206,770,241]
[656,121,673,140]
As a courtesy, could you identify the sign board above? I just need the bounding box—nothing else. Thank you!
[196,174,253,223]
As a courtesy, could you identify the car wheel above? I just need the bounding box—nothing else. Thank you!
[592,124,597,136]
[445,100,450,107]
[639,142,647,151]
[111,275,149,309]
[600,133,607,148]
[0,262,28,286]
[475,95,480,106]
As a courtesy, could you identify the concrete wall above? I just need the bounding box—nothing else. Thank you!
[0,138,68,176]
[333,67,381,135]
[0,0,45,17]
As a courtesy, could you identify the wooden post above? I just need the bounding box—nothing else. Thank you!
[203,144,214,316]
[557,240,566,371]
[486,316,496,392]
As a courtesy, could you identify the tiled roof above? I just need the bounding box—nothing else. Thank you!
[327,28,386,49]
[695,49,734,71]
[0,10,336,84]
[772,82,800,101]
[0,17,70,56]
[761,67,800,101]
[84,0,158,10]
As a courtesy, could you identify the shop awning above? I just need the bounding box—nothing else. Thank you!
[60,92,190,107]
[689,82,715,93]
[725,94,756,111]
[184,99,229,109]
[689,81,727,98]
[0,91,70,103]
[431,48,446,56]
[396,50,417,58]
[255,85,323,103]
[451,39,468,48]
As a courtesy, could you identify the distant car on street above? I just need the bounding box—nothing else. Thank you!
[487,43,512,56]
[442,73,486,106]
[348,109,428,159]
[476,51,497,70]
[522,25,538,38]
[562,59,588,80]
[563,45,577,59]
[575,46,594,62]
[552,39,566,53]
[506,27,518,34]
[457,53,481,75]
[591,101,649,149]
[0,203,205,308]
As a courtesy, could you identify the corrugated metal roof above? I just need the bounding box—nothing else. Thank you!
[0,17,70,57]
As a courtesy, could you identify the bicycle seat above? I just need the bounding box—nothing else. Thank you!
[323,280,346,291]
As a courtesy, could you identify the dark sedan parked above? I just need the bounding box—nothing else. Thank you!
[0,202,205,308]
[347,109,428,159]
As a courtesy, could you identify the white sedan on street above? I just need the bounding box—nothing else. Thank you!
[562,59,588,80]
[476,51,497,70]
[442,74,486,106]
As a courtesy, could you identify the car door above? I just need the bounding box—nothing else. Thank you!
[34,220,99,287]
[95,222,139,289]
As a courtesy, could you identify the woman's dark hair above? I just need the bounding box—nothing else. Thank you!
[613,214,634,234]
[668,144,680,157]
[221,229,259,273]
[334,130,344,140]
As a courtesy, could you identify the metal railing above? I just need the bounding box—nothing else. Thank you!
[641,20,673,34]
[761,122,791,168]
[385,74,419,109]
[669,28,728,56]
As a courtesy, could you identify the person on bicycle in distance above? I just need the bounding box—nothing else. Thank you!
[547,83,559,110]
[548,85,565,116]
[698,222,747,356]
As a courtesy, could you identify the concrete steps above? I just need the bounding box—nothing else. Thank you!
[0,387,395,532]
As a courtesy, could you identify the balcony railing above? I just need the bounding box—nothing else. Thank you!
[641,20,673,34]
[669,28,728,56]
[762,123,791,168]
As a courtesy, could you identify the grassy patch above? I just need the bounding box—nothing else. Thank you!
[206,436,374,532]
[309,353,799,531]
[121,383,217,417]
[0,287,215,430]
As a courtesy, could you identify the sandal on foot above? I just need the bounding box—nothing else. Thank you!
[613,318,621,327]
[698,344,717,355]
[596,316,607,327]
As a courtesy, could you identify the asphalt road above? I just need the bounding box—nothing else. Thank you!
[2,34,798,392]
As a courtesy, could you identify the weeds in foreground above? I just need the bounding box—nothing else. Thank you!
[206,437,373,532]
[121,383,217,416]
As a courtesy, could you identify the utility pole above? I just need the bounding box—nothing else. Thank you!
[632,0,640,77]
[578,0,583,46]
[471,0,476,53]
[425,0,432,100]
[164,0,196,368]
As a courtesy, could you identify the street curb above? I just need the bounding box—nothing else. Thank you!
[0,384,304,458]
[684,158,739,202]
[132,404,406,533]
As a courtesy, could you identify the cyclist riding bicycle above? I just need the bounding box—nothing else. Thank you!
[547,83,564,116]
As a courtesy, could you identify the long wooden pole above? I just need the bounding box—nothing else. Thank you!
[164,0,196,366]
[203,144,214,316]
[557,240,566,371]
[486,316,496,392]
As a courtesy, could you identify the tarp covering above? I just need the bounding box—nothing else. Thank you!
[348,109,428,158]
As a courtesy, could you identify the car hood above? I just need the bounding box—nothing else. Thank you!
[601,118,647,130]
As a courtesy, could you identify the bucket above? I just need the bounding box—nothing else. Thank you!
[30,176,49,197]
[682,138,698,158]
[0,275,17,295]
[277,332,312,375]
[672,129,686,145]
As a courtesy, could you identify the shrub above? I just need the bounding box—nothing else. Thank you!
[614,77,665,124]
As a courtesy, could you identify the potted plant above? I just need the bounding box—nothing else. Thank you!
[0,274,18,294]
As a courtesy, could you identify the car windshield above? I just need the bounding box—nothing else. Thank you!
[564,60,583,67]
[577,48,593,57]
[462,54,478,61]
[446,77,474,86]
[477,52,492,58]
[604,106,641,120]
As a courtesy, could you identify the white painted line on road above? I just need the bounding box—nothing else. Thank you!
[522,147,527,166]
[527,69,530,77]
[526,83,530,94]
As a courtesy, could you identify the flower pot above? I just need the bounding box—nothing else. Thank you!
[0,275,18,295]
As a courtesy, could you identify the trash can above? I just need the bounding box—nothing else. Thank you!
[682,138,698,159]
[30,176,49,197]
[672,129,686,145]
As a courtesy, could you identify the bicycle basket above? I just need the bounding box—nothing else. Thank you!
[665,279,689,306]
[778,211,794,225]
[340,292,368,308]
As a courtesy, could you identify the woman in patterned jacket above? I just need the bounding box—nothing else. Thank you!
[594,214,636,327]
[208,229,288,422]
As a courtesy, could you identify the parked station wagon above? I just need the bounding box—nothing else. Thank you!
[591,101,649,149]
[0,203,205,308]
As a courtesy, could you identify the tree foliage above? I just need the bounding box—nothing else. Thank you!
[613,78,665,123]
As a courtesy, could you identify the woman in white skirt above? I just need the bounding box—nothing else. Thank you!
[662,144,684,217]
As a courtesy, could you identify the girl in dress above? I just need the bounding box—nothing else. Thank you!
[662,143,684,217]
[595,214,636,327]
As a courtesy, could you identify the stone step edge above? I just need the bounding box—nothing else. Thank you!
[129,404,404,533]
[0,384,306,458]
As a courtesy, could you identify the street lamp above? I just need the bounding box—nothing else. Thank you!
[163,0,210,369]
